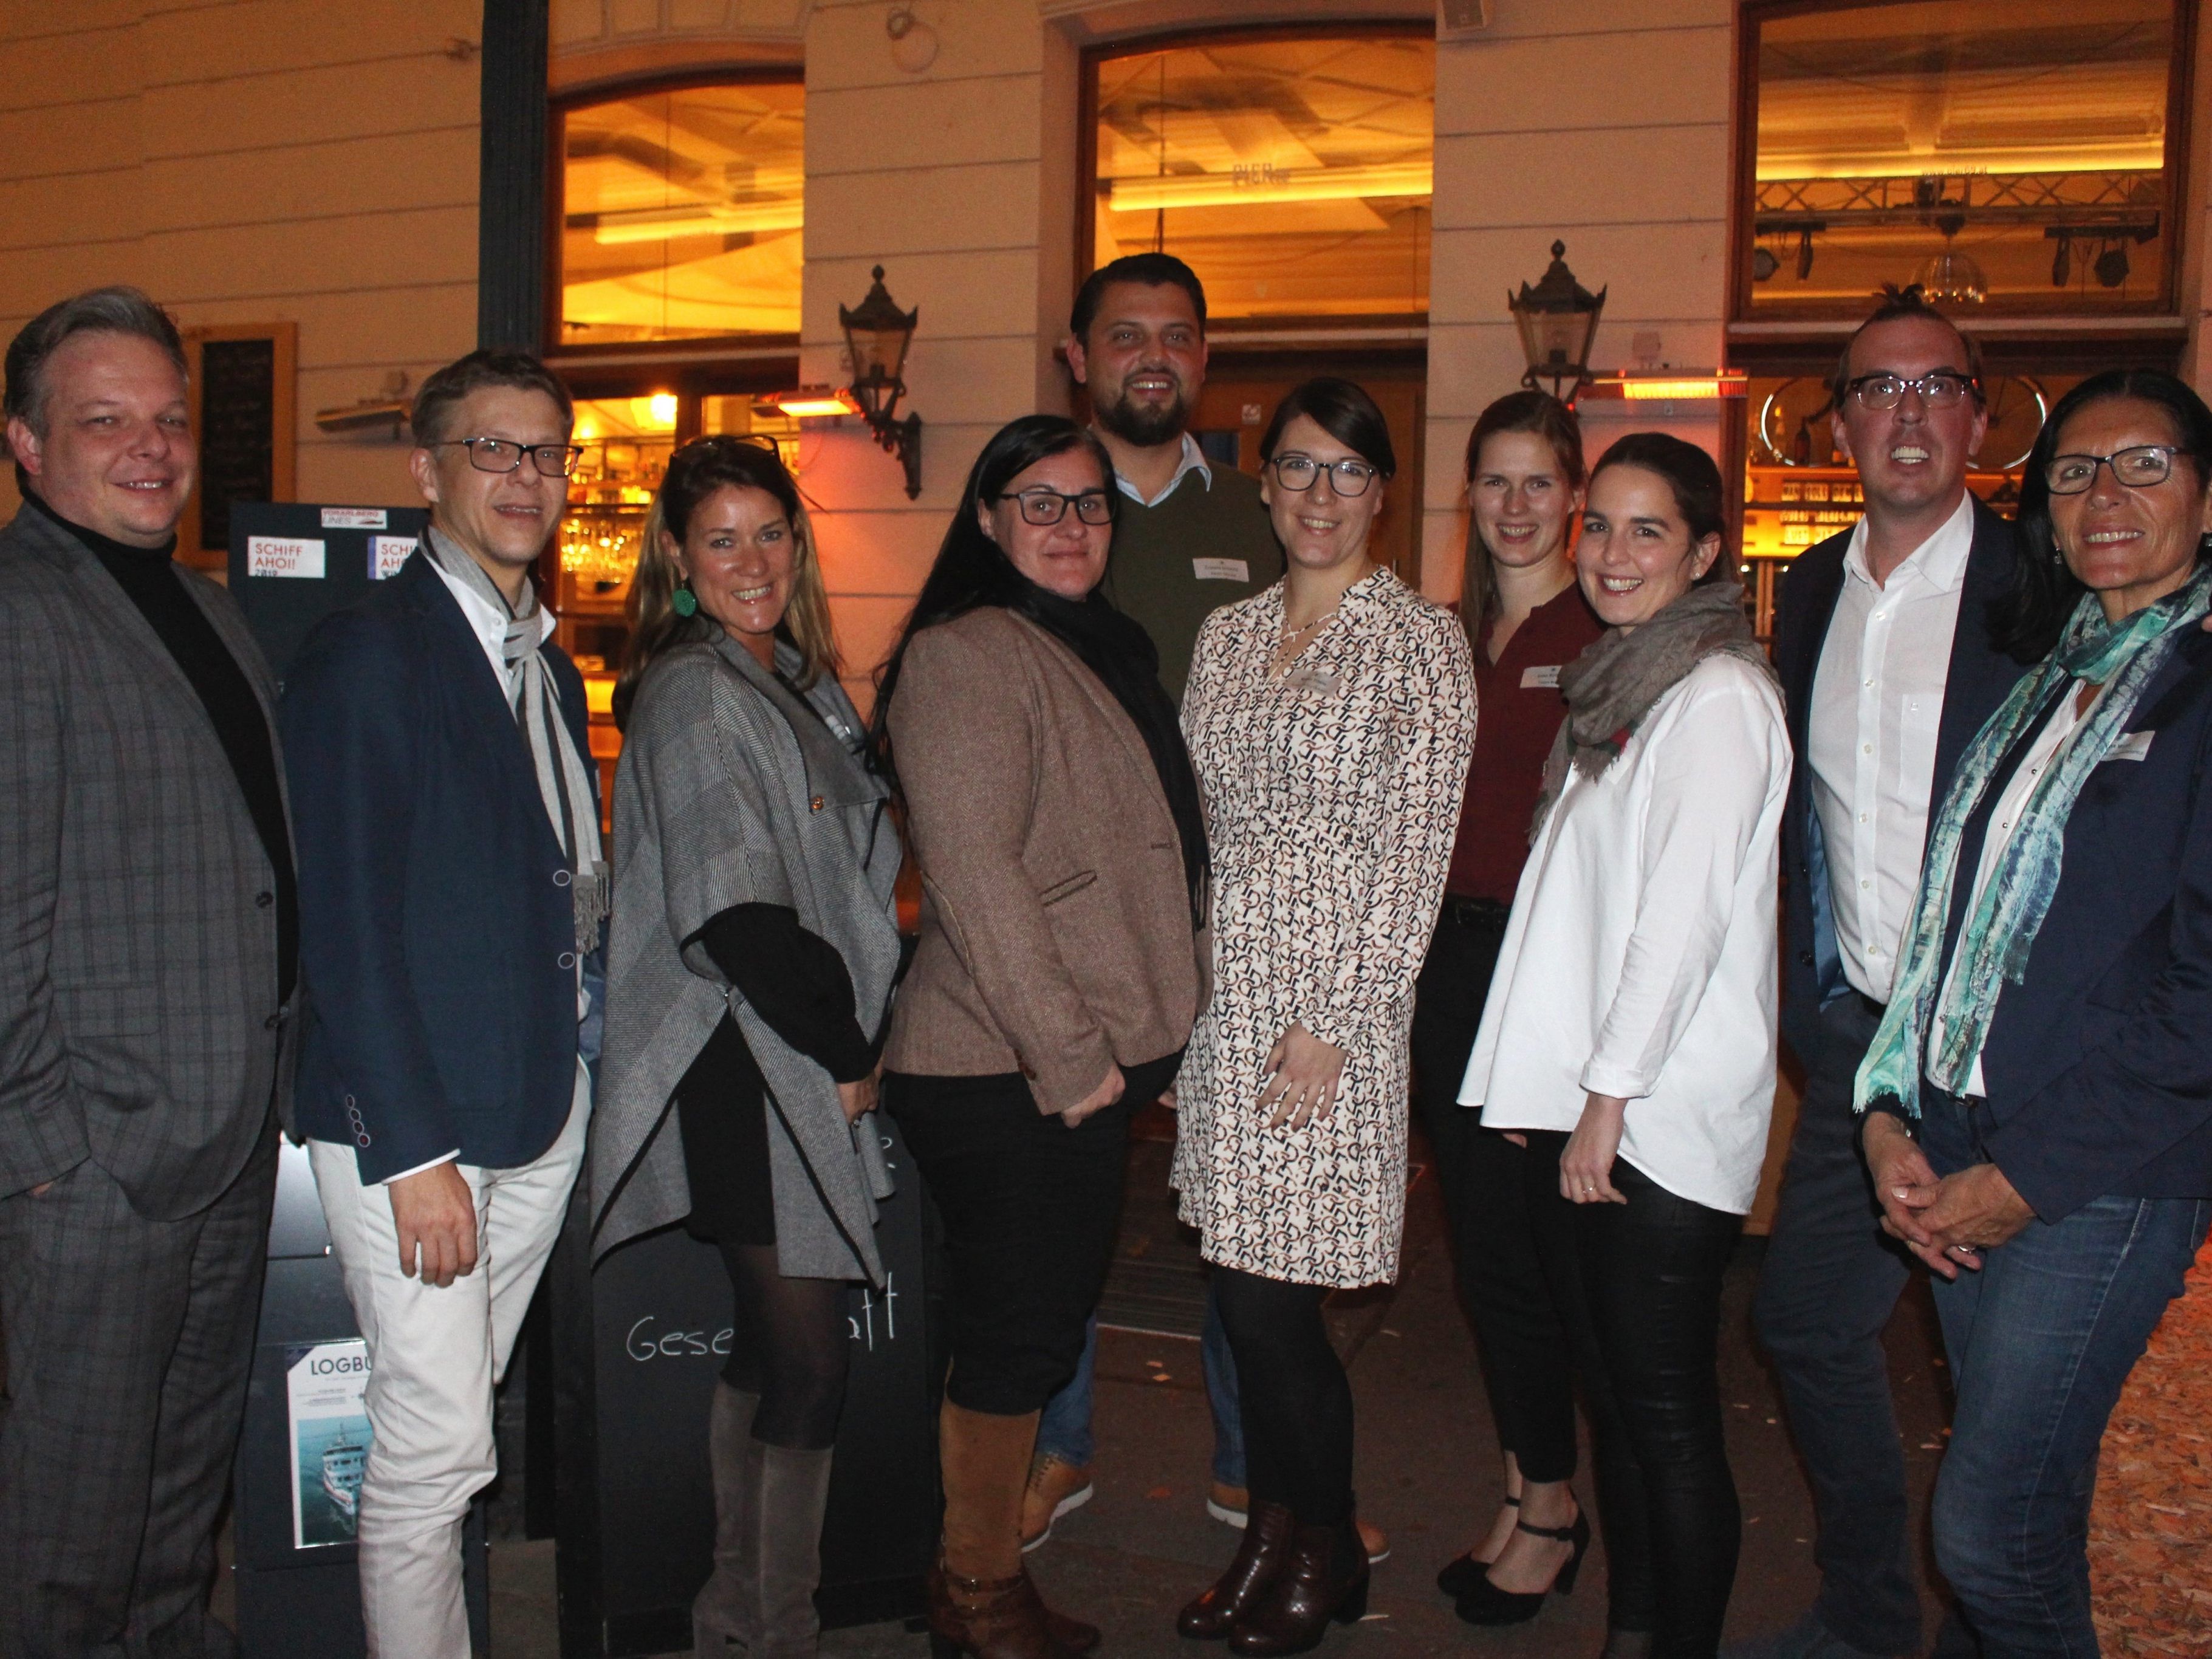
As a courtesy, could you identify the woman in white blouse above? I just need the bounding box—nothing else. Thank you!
[1460,433,1789,1658]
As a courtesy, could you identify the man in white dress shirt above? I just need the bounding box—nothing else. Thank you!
[1727,292,2025,1659]
[282,351,600,1657]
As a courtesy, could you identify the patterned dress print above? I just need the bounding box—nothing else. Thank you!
[1171,569,1478,1287]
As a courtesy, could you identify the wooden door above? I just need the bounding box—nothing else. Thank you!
[1189,365,1426,587]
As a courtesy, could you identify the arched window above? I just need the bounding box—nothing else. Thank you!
[556,74,804,346]
[1084,28,1434,329]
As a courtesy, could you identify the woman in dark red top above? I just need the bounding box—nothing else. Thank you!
[1413,394,1625,1637]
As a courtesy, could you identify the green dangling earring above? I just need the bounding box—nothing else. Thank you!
[671,583,698,618]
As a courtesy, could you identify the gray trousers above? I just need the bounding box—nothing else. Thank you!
[0,1123,278,1659]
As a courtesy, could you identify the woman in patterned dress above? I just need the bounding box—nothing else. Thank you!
[1173,378,1478,1655]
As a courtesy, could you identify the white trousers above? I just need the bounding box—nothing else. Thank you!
[309,1074,588,1659]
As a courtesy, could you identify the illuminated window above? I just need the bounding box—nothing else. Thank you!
[558,78,803,346]
[1742,1,2188,316]
[1087,32,1433,325]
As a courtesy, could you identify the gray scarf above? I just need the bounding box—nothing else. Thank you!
[426,527,609,953]
[1531,580,1777,840]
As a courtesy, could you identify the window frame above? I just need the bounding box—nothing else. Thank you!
[1076,19,1437,339]
[544,66,808,361]
[1728,0,2201,323]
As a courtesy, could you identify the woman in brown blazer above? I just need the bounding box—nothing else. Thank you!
[871,414,1207,1659]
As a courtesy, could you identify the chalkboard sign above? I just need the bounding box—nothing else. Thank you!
[182,324,295,569]
[199,338,277,551]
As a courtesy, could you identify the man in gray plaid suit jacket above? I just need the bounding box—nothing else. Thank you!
[0,289,296,1657]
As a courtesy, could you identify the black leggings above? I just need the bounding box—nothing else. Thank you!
[1524,1132,1743,1656]
[716,1242,852,1451]
[1409,907,1579,1482]
[1212,1268,1354,1528]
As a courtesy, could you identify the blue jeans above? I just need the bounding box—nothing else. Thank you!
[1919,1092,2210,1657]
[1033,1282,1248,1486]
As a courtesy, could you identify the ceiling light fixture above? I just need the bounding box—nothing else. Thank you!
[584,201,804,244]
[1106,162,1433,214]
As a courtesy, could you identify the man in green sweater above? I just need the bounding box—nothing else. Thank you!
[1064,252,1282,700]
[1026,255,1391,1564]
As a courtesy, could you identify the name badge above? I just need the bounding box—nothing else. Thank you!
[2107,730,2155,763]
[1193,557,1249,583]
[1520,665,1563,689]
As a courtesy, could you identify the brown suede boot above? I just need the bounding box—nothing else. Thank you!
[1179,1499,1295,1640]
[928,1401,1098,1659]
[693,1385,762,1657]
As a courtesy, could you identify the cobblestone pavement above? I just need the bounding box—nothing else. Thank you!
[2090,1239,2212,1656]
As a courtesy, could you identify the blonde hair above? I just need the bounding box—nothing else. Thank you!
[614,436,840,730]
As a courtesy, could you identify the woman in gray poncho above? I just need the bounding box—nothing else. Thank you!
[590,436,903,1659]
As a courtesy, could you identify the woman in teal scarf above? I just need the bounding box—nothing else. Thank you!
[1854,369,2212,1657]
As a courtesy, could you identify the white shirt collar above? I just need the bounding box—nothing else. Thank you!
[426,549,556,683]
[1841,488,1975,594]
[1112,430,1213,508]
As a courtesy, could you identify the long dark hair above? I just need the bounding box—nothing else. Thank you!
[1589,431,1733,585]
[870,412,1212,923]
[613,435,832,730]
[1460,390,1585,638]
[869,414,1119,771]
[1994,368,2212,664]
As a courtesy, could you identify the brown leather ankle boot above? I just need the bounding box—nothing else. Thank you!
[1178,1499,1295,1640]
[1228,1509,1370,1657]
[928,1402,1097,1659]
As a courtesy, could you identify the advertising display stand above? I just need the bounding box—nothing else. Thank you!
[225,500,431,680]
[224,502,483,1655]
[552,1112,943,1658]
[230,1141,491,1656]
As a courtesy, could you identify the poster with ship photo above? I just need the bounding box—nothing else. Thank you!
[286,1339,372,1549]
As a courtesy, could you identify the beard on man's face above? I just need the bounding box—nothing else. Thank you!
[1094,381,1191,448]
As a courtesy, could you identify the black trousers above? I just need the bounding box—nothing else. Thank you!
[1524,1134,1744,1652]
[1409,903,1579,1482]
[886,1053,1179,1417]
[1751,995,1923,1657]
[0,1120,278,1659]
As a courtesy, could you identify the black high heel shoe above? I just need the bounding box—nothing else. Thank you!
[1433,1494,1518,1598]
[1451,1508,1589,1627]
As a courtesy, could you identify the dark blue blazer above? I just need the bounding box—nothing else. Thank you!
[281,552,593,1183]
[1934,626,2212,1221]
[1775,497,2026,1057]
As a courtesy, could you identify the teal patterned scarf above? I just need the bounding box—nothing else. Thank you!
[1856,564,2212,1120]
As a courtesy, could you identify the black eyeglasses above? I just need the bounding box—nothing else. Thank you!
[1269,454,1380,496]
[995,488,1114,526]
[436,437,587,477]
[2043,444,2179,496]
[1843,371,1980,410]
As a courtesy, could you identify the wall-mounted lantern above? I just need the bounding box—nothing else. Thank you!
[1507,240,1606,406]
[839,265,924,499]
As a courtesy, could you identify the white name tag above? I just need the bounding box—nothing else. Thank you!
[369,536,417,580]
[247,535,326,579]
[2108,730,2155,763]
[321,506,388,529]
[1520,665,1563,689]
[1193,557,1249,583]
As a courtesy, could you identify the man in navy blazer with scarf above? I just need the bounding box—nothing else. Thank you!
[1727,293,2025,1659]
[283,349,602,1659]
